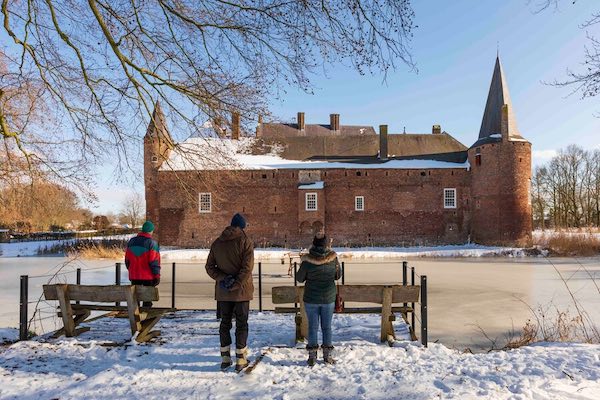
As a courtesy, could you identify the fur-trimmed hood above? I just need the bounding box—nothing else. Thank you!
[300,249,338,265]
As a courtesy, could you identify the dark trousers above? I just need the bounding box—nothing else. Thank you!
[130,279,154,307]
[218,301,249,349]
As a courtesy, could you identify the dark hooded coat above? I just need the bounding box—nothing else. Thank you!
[205,226,254,301]
[296,246,341,304]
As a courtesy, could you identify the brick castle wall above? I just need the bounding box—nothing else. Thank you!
[147,167,472,248]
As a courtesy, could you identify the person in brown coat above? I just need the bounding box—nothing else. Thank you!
[205,213,254,371]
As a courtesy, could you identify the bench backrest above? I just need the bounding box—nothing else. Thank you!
[43,284,159,303]
[272,284,420,304]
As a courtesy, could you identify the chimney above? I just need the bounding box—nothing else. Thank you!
[432,124,441,134]
[231,112,240,140]
[256,114,263,137]
[330,113,340,132]
[500,104,509,140]
[297,112,305,131]
[379,124,388,161]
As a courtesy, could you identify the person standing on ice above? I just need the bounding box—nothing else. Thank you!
[296,233,341,366]
[124,220,161,307]
[205,213,255,371]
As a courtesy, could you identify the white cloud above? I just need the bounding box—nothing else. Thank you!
[532,149,557,166]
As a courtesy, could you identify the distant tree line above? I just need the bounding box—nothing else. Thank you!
[532,145,600,230]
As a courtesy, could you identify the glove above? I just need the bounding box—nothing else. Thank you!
[219,275,235,290]
[152,276,161,286]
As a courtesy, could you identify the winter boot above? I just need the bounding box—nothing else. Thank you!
[235,346,249,372]
[307,345,318,367]
[322,345,335,364]
[220,346,232,370]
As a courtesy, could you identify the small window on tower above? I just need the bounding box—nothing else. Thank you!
[199,193,212,213]
[151,155,158,163]
[475,147,482,166]
[443,188,457,209]
[355,196,365,211]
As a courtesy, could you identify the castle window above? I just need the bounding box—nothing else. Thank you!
[356,171,362,176]
[262,174,267,179]
[355,196,365,211]
[199,192,212,213]
[475,147,482,166]
[151,155,158,163]
[443,188,457,209]
[305,192,317,211]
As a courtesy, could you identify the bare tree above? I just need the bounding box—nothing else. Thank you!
[0,0,417,191]
[533,1,600,102]
[121,192,144,228]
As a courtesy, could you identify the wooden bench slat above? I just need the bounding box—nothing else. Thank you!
[274,306,414,314]
[44,285,159,302]
[271,286,299,304]
[337,285,420,303]
[273,285,420,304]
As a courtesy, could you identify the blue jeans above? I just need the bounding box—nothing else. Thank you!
[305,302,335,347]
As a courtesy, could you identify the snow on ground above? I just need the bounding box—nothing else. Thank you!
[0,311,598,400]
[0,328,18,345]
[161,244,536,262]
[0,235,134,258]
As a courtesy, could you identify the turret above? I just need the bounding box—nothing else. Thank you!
[468,57,532,246]
[144,102,174,232]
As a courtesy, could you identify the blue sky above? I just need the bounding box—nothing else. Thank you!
[94,0,599,214]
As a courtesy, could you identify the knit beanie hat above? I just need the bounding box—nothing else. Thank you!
[141,221,155,233]
[231,213,247,229]
[312,233,327,247]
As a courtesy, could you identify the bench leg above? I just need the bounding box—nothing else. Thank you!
[125,286,142,336]
[381,286,393,343]
[136,316,162,343]
[52,309,91,339]
[55,285,76,337]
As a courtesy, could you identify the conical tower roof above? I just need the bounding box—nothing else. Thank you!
[145,101,173,142]
[477,57,523,141]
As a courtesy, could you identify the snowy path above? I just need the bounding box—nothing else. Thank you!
[0,311,599,399]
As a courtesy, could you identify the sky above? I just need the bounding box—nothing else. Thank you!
[94,0,600,214]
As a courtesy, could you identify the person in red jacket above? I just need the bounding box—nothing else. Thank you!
[125,221,161,307]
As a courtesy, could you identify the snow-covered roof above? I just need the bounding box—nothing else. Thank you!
[298,181,324,190]
[160,138,470,171]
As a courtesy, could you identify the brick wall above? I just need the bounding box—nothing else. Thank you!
[151,167,472,248]
[468,140,532,246]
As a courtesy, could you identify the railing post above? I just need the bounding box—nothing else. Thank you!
[171,262,176,309]
[19,275,28,341]
[293,261,298,309]
[115,262,121,307]
[258,262,263,312]
[420,275,428,347]
[341,261,345,285]
[411,266,415,334]
[76,268,81,305]
[402,261,408,311]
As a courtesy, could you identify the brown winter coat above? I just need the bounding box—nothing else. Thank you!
[205,226,254,302]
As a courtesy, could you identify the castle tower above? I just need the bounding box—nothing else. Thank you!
[467,57,532,246]
[144,101,173,234]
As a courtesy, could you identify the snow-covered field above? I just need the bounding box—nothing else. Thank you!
[0,235,134,258]
[0,311,598,400]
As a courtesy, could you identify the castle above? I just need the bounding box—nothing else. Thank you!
[144,57,532,248]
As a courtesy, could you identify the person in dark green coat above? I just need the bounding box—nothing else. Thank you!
[296,234,341,366]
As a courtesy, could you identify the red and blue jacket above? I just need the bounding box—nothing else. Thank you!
[125,232,161,281]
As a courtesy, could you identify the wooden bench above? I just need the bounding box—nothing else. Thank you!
[43,284,175,343]
[272,284,420,344]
